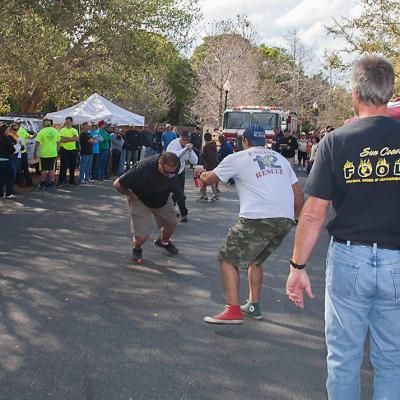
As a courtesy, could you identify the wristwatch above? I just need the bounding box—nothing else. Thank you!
[290,259,306,270]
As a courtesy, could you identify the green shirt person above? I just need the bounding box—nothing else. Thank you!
[59,126,79,150]
[99,129,112,151]
[34,118,61,191]
[35,126,60,158]
[17,126,30,154]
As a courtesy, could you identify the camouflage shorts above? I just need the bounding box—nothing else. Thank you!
[218,217,293,271]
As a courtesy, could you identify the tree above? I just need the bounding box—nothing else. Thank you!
[191,16,262,127]
[327,0,400,90]
[0,0,200,115]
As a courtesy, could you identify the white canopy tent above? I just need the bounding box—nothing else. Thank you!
[45,93,145,126]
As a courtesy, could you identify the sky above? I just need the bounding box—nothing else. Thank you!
[198,0,362,69]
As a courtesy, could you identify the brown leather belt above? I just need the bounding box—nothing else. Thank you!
[333,237,400,251]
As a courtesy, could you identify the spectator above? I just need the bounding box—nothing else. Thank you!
[96,120,111,180]
[111,128,124,175]
[0,123,17,198]
[190,126,202,165]
[150,124,163,155]
[218,135,234,186]
[286,54,400,399]
[200,132,219,202]
[161,124,177,152]
[125,125,141,169]
[297,132,308,172]
[57,116,79,186]
[278,129,298,167]
[89,121,102,180]
[139,125,152,161]
[15,118,34,186]
[7,123,22,194]
[34,119,61,192]
[79,122,94,183]
[306,136,320,174]
[272,126,283,152]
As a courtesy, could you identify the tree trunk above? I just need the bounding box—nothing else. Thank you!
[19,87,44,113]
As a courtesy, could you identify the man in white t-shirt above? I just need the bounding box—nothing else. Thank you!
[195,125,304,324]
[167,131,198,222]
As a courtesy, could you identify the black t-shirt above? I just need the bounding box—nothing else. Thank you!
[305,116,400,245]
[79,131,93,156]
[125,130,141,150]
[279,135,298,158]
[118,155,180,208]
[0,134,15,158]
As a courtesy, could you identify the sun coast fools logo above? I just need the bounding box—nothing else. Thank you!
[343,147,400,184]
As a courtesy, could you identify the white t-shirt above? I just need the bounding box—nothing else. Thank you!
[214,147,298,219]
[167,138,198,174]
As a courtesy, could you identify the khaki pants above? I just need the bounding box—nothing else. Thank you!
[129,196,177,237]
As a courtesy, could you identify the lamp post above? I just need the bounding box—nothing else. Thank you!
[223,80,231,111]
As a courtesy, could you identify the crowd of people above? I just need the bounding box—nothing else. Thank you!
[0,119,204,198]
[271,125,333,174]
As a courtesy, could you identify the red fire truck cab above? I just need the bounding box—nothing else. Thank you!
[222,106,298,150]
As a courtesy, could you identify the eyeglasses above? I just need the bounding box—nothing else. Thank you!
[159,162,176,177]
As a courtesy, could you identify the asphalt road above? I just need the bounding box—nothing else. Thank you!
[0,171,373,400]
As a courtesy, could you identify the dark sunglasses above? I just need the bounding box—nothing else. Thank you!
[159,162,176,177]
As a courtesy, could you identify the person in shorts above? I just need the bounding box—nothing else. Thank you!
[113,152,181,263]
[34,119,61,192]
[195,125,304,324]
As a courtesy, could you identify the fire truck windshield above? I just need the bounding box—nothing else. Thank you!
[224,112,251,129]
[252,113,279,130]
[224,111,279,130]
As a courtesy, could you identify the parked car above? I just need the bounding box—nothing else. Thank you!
[0,116,42,133]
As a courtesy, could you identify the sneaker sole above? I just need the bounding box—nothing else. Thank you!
[242,313,263,320]
[203,316,244,324]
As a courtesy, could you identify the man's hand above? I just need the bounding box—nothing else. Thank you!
[286,267,314,309]
[185,143,193,151]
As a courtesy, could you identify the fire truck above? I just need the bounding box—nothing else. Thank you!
[222,106,298,149]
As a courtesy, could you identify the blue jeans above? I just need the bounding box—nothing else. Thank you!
[118,149,126,175]
[325,239,400,400]
[96,150,109,179]
[0,159,16,196]
[79,155,92,182]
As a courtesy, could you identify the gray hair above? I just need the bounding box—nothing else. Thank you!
[351,54,394,106]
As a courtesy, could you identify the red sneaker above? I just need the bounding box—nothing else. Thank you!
[204,305,244,324]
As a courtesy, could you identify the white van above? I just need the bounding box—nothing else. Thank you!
[0,116,42,133]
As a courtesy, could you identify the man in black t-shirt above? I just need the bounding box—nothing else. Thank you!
[278,129,298,167]
[113,152,180,263]
[286,55,400,400]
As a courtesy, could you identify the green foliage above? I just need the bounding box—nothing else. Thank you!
[0,0,200,117]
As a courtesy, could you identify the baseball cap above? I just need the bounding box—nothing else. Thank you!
[243,125,266,146]
[301,132,306,136]
[14,118,23,123]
